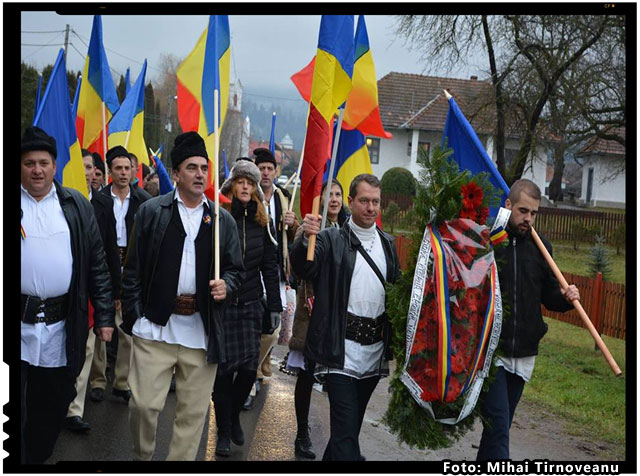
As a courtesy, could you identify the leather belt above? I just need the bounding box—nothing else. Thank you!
[118,246,127,266]
[345,312,386,346]
[174,294,198,315]
[21,293,68,325]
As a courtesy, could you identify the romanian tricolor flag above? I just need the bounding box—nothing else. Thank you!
[75,15,120,159]
[108,60,149,169]
[176,15,230,200]
[323,124,372,200]
[34,48,88,198]
[299,15,354,218]
[342,15,391,139]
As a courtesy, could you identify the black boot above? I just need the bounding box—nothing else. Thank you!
[215,434,231,457]
[294,427,316,459]
[231,413,245,446]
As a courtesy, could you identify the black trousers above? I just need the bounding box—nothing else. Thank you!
[212,368,256,436]
[21,361,76,464]
[294,360,316,436]
[322,373,380,461]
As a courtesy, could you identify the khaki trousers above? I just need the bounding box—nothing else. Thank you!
[89,337,107,389]
[66,331,96,418]
[128,336,218,461]
[89,309,131,391]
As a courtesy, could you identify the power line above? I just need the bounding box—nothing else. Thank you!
[244,92,306,103]
[22,31,65,60]
[21,29,66,34]
[69,42,86,63]
[21,43,64,47]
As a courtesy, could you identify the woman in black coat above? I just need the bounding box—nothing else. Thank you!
[212,159,282,457]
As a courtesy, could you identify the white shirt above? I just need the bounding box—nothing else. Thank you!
[132,190,208,350]
[21,184,72,367]
[328,219,388,379]
[111,187,131,247]
[496,355,536,382]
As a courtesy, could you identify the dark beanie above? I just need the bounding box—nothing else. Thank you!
[21,126,57,159]
[92,152,105,174]
[252,147,276,167]
[106,145,130,167]
[171,132,208,169]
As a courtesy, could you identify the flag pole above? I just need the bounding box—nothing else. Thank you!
[320,108,345,229]
[530,227,622,377]
[124,129,131,148]
[214,89,221,280]
[286,103,311,231]
[101,101,108,157]
[307,107,345,261]
[283,171,297,188]
[444,89,452,100]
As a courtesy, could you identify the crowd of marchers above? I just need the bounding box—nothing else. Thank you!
[20,127,579,463]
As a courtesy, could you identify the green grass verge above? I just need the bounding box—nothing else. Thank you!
[551,242,626,285]
[522,318,626,459]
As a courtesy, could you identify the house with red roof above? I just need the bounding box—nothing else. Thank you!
[576,128,625,208]
[370,72,549,195]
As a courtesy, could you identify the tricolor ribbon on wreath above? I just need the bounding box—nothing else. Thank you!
[399,207,511,424]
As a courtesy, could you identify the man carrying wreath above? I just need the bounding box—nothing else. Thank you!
[476,179,580,461]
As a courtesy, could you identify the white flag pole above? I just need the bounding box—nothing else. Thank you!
[214,89,221,280]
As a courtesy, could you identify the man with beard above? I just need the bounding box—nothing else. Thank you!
[476,179,580,461]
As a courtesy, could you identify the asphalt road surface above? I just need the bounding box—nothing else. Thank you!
[48,343,618,466]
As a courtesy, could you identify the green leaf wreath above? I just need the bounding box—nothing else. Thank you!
[383,144,506,449]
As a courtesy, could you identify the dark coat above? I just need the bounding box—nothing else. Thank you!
[53,181,116,377]
[100,183,150,249]
[90,191,122,299]
[290,221,401,369]
[120,191,245,364]
[229,197,282,312]
[496,229,573,358]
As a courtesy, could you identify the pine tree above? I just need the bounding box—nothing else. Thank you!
[587,235,612,280]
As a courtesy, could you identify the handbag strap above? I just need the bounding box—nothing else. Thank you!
[356,244,387,289]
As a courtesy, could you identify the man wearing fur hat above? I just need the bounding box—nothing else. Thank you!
[20,126,115,463]
[89,146,151,405]
[121,131,244,461]
[248,148,299,401]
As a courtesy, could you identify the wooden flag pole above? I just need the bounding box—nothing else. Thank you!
[530,227,622,377]
[307,108,345,261]
[283,172,297,188]
[320,108,345,230]
[101,101,108,156]
[124,129,131,149]
[214,89,221,280]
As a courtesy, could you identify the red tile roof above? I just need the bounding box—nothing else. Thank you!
[378,72,497,135]
[577,127,626,157]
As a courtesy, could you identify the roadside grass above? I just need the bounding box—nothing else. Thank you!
[522,318,626,459]
[551,241,626,285]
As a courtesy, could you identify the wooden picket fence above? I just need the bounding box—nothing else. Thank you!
[533,207,625,245]
[392,235,626,341]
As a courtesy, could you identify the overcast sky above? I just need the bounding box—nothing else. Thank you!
[21,12,486,99]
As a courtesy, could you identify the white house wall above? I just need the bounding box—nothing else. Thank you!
[580,155,625,208]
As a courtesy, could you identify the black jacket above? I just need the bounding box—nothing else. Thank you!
[90,191,122,299]
[120,191,245,363]
[291,221,401,369]
[229,198,282,312]
[53,181,115,376]
[268,184,295,281]
[100,183,150,249]
[496,229,573,358]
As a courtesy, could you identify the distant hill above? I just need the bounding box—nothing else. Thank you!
[242,84,307,150]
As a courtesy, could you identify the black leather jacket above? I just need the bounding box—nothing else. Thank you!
[496,228,573,358]
[53,181,115,376]
[120,191,244,363]
[291,221,401,369]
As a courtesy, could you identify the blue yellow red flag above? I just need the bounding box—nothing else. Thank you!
[442,96,509,212]
[342,15,392,139]
[75,15,120,158]
[108,60,149,166]
[299,15,354,218]
[34,48,88,198]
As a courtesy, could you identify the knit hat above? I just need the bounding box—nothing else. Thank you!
[92,152,105,174]
[171,131,208,169]
[106,145,130,167]
[220,159,264,201]
[21,126,57,159]
[252,147,276,167]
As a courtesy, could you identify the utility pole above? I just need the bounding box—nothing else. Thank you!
[63,24,70,60]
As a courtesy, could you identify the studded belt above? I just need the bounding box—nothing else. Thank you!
[21,293,68,325]
[345,312,386,346]
[174,294,198,315]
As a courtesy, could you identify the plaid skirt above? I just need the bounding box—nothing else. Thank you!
[218,300,262,375]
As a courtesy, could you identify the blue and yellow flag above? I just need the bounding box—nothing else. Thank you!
[34,48,88,198]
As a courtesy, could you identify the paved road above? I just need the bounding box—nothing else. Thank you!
[49,344,616,464]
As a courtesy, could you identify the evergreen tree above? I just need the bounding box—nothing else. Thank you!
[587,235,612,280]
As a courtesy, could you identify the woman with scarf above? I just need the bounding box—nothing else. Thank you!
[212,159,282,457]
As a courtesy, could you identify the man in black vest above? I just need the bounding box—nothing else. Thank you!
[89,146,151,404]
[121,131,244,460]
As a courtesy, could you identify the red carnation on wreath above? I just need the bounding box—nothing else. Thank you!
[461,181,484,210]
